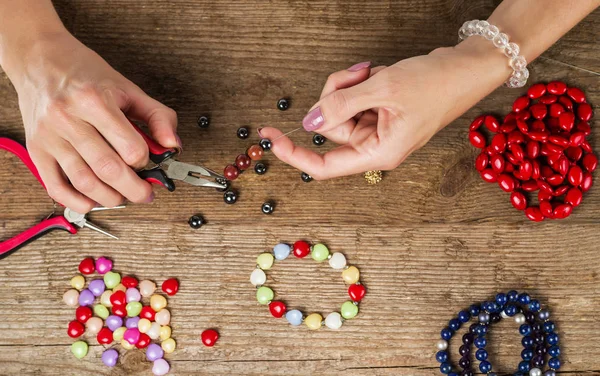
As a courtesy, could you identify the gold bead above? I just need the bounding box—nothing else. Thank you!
[364,170,383,184]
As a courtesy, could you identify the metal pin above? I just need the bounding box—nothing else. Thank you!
[90,205,126,212]
[272,127,302,142]
[83,221,119,240]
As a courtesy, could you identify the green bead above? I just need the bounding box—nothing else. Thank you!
[311,243,329,262]
[103,271,121,289]
[71,341,88,359]
[93,304,109,319]
[341,301,358,319]
[126,302,143,317]
[256,286,274,305]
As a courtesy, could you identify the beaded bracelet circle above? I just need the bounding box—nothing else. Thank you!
[250,241,366,330]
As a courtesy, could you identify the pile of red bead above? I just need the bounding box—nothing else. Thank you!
[62,257,179,375]
[469,82,596,221]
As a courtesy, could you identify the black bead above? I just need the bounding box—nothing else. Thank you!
[490,312,501,324]
[216,178,230,192]
[237,127,249,139]
[188,215,204,229]
[534,332,545,345]
[277,98,290,111]
[469,323,478,333]
[459,344,470,356]
[261,202,275,214]
[259,138,272,151]
[223,190,237,204]
[460,371,473,376]
[254,163,267,175]
[301,172,313,182]
[313,134,326,146]
[525,312,536,323]
[532,354,545,367]
[531,323,542,333]
[462,333,474,345]
[535,345,547,355]
[197,116,210,128]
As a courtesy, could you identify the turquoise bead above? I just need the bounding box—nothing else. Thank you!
[256,286,274,305]
[273,243,291,260]
[286,309,303,326]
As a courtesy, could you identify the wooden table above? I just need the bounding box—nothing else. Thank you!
[1,1,598,374]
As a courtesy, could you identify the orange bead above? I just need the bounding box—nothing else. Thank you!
[247,145,264,161]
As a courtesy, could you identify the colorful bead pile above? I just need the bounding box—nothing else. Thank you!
[436,290,561,376]
[64,257,179,375]
[250,241,366,330]
[469,82,595,221]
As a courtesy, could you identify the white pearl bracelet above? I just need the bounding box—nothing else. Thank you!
[458,20,529,88]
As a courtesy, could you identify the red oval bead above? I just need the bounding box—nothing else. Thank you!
[565,187,583,207]
[553,203,573,219]
[558,96,573,111]
[581,140,592,153]
[531,120,546,133]
[121,276,138,288]
[576,121,591,136]
[484,115,500,132]
[491,133,507,153]
[581,172,593,192]
[497,174,516,192]
[509,144,524,161]
[525,207,545,222]
[480,169,498,183]
[528,131,549,142]
[224,164,240,181]
[136,333,151,349]
[569,132,585,147]
[67,320,85,338]
[516,119,529,134]
[567,166,584,186]
[516,160,533,181]
[110,290,127,306]
[140,306,156,321]
[582,153,598,172]
[547,174,564,186]
[530,103,547,120]
[539,201,554,218]
[558,157,570,176]
[504,113,516,123]
[484,146,496,156]
[527,83,546,99]
[500,122,517,133]
[97,327,113,345]
[537,180,554,194]
[526,142,540,159]
[510,191,527,210]
[538,95,558,105]
[545,143,564,156]
[541,165,554,179]
[503,152,518,166]
[475,153,489,172]
[112,304,127,318]
[565,146,583,162]
[78,257,95,275]
[470,115,485,131]
[531,160,541,180]
[235,154,252,171]
[292,240,311,258]
[554,185,569,197]
[269,301,287,318]
[549,136,569,149]
[507,130,525,144]
[468,131,486,149]
[201,329,219,347]
[162,278,179,296]
[548,103,564,118]
[567,87,586,103]
[522,180,538,192]
[75,306,93,324]
[538,190,553,202]
[348,284,367,302]
[505,163,515,173]
[491,155,505,173]
[512,96,530,113]
[558,112,575,132]
[547,81,567,95]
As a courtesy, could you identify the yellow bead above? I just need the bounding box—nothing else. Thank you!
[121,338,135,350]
[159,326,172,341]
[70,275,85,291]
[112,284,127,293]
[304,313,323,330]
[342,266,360,284]
[150,294,168,311]
[100,291,113,307]
[138,318,152,334]
[113,327,126,341]
[161,338,176,354]
[257,253,274,270]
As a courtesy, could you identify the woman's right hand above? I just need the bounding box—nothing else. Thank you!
[9,32,181,213]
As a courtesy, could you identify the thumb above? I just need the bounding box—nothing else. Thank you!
[302,77,379,134]
[123,86,181,150]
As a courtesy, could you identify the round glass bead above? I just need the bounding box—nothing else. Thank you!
[436,351,448,363]
[441,328,453,341]
[440,362,452,375]
[548,357,561,370]
[466,20,478,35]
[256,286,274,305]
[479,360,492,373]
[257,253,274,270]
[285,310,303,326]
[511,56,528,71]
[342,266,360,284]
[304,313,322,330]
[458,310,470,323]
[250,269,267,286]
[341,301,358,319]
[273,243,291,261]
[311,244,330,262]
[504,42,520,58]
[475,20,489,35]
[548,345,560,357]
[483,24,499,40]
[449,318,461,331]
[325,312,343,329]
[492,32,509,48]
[328,252,347,269]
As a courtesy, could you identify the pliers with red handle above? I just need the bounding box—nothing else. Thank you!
[0,137,122,259]
[131,122,227,191]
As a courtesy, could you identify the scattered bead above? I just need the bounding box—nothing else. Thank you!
[139,280,157,298]
[237,127,249,139]
[201,329,219,347]
[254,162,267,175]
[124,327,141,345]
[112,283,127,293]
[188,215,205,229]
[113,327,126,341]
[197,116,209,128]
[87,279,105,297]
[152,359,170,376]
[126,302,143,317]
[106,315,123,331]
[161,338,176,354]
[70,275,85,291]
[301,172,313,182]
[140,306,156,321]
[138,318,152,333]
[77,289,94,307]
[63,289,80,307]
[126,316,141,329]
[146,343,164,361]
[102,349,119,367]
[85,317,104,335]
[97,327,113,344]
[259,138,272,151]
[224,190,238,204]
[277,98,290,111]
[147,322,161,340]
[159,326,172,341]
[261,202,275,214]
[104,271,121,289]
[68,320,85,338]
[313,134,326,146]
[78,257,95,275]
[121,338,135,350]
[155,309,171,326]
[94,304,110,320]
[136,333,151,349]
[95,257,113,274]
[71,341,88,359]
[162,279,179,296]
[76,306,93,324]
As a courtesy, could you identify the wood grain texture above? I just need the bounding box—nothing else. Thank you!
[0,0,599,375]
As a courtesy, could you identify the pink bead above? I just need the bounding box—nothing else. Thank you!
[95,257,113,275]
[123,328,141,345]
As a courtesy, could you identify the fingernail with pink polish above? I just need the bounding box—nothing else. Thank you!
[303,107,325,131]
[347,61,372,72]
[175,135,183,151]
[145,192,155,203]
[257,128,264,138]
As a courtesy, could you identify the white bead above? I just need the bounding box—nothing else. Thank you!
[325,312,343,330]
[465,20,478,36]
[504,42,520,58]
[328,253,347,270]
[147,322,161,340]
[492,32,509,48]
[475,20,489,35]
[250,269,266,286]
[510,56,527,71]
[514,313,526,324]
[483,24,499,40]
[530,368,542,376]
[436,339,448,351]
[500,311,509,319]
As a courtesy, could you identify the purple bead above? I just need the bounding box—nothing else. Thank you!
[146,343,164,361]
[102,349,119,367]
[78,289,95,306]
[459,344,470,356]
[532,354,545,367]
[490,312,501,323]
[462,333,475,345]
[458,356,471,369]
[123,328,140,345]
[526,312,536,323]
[95,257,113,275]
[106,315,123,332]
[461,370,474,376]
[88,279,106,297]
[126,287,141,303]
[126,317,140,329]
